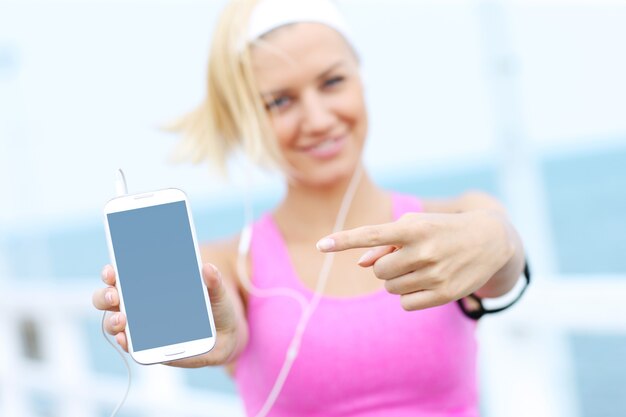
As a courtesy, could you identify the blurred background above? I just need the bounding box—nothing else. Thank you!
[1,0,625,416]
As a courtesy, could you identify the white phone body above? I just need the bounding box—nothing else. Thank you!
[103,188,216,365]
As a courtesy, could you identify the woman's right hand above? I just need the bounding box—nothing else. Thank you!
[92,262,248,368]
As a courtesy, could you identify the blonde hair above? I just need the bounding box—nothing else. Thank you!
[169,0,284,174]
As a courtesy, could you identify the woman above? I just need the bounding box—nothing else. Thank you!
[93,0,526,415]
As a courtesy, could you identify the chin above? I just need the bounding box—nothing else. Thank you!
[293,157,361,189]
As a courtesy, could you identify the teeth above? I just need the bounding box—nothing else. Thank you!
[313,138,336,150]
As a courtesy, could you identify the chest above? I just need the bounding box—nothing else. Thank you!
[238,294,478,414]
[284,240,384,297]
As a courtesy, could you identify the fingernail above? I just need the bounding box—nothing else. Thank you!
[105,291,114,305]
[210,263,221,277]
[111,314,120,326]
[316,238,335,251]
[358,250,374,265]
[207,263,221,285]
[101,266,109,281]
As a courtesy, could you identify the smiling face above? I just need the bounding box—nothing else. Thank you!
[250,22,368,187]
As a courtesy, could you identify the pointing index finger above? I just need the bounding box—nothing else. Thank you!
[316,222,406,252]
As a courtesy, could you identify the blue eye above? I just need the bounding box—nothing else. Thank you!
[323,76,345,88]
[265,95,291,110]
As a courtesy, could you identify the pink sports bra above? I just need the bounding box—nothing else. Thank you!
[234,193,479,417]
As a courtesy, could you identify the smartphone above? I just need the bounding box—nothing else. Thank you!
[103,188,216,365]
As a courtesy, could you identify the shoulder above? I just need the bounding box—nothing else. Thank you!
[420,190,505,214]
[200,236,239,263]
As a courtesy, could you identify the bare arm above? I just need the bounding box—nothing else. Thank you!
[318,190,527,311]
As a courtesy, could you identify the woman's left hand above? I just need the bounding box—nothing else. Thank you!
[316,209,516,311]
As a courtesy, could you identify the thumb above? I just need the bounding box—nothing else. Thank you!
[202,263,228,305]
[202,262,238,334]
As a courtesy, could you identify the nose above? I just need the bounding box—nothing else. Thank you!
[300,90,335,135]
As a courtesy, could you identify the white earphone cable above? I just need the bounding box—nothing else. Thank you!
[236,162,363,417]
[105,164,363,417]
[102,310,132,417]
[105,169,132,417]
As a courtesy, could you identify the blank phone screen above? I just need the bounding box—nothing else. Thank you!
[107,201,212,351]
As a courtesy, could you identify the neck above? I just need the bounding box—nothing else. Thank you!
[273,166,389,242]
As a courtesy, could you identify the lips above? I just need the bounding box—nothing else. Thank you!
[298,135,347,160]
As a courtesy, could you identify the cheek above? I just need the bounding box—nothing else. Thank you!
[270,112,300,149]
[343,92,368,139]
[338,82,366,121]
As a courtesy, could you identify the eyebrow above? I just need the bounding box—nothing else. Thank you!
[317,60,345,80]
[260,60,346,99]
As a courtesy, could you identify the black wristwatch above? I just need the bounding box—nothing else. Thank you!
[457,260,531,320]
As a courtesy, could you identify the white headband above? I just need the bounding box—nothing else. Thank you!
[245,0,356,49]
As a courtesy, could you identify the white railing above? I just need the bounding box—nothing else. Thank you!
[1,276,624,417]
[0,281,246,417]
[479,276,626,417]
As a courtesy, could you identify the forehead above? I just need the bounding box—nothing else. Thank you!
[250,22,354,90]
